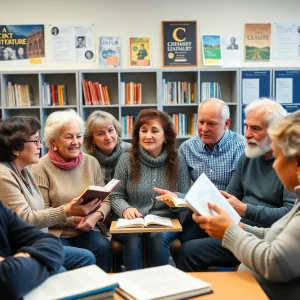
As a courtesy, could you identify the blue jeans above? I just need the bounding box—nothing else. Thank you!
[114,231,178,270]
[60,231,112,272]
[62,246,95,270]
[177,237,240,271]
[179,211,207,243]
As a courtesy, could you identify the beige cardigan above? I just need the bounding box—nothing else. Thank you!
[32,153,111,237]
[0,162,67,233]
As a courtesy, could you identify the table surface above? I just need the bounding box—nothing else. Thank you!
[114,271,268,300]
[110,219,182,234]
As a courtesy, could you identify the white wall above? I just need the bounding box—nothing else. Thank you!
[1,0,300,70]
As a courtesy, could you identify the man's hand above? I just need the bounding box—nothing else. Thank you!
[122,208,143,219]
[220,190,247,217]
[192,202,235,240]
[14,252,31,258]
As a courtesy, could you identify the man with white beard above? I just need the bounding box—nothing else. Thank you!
[177,98,296,272]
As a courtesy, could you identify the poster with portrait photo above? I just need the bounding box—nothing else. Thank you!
[49,24,95,62]
[221,36,240,67]
[0,24,45,65]
[162,21,197,67]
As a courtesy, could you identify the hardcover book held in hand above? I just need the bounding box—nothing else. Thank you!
[111,265,212,300]
[156,194,190,208]
[24,265,119,300]
[78,178,120,204]
[116,214,173,228]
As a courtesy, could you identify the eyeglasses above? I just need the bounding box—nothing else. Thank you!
[25,137,42,146]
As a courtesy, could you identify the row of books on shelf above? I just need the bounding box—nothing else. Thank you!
[82,79,111,106]
[121,114,137,137]
[201,82,221,101]
[42,83,68,107]
[163,80,196,104]
[121,113,198,137]
[5,82,33,107]
[171,113,198,136]
[120,81,142,105]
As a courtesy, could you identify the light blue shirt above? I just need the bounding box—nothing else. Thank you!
[179,130,246,190]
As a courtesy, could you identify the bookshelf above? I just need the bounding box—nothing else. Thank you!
[3,67,287,151]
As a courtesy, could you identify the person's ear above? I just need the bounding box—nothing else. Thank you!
[224,118,231,129]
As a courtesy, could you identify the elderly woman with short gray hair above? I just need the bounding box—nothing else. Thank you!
[32,109,112,272]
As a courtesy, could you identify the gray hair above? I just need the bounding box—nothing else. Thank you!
[199,98,230,121]
[84,110,122,154]
[269,110,300,159]
[244,98,287,128]
[44,109,85,148]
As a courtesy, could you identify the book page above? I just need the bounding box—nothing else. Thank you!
[24,265,118,300]
[185,173,241,224]
[116,218,145,228]
[156,195,189,207]
[144,214,173,227]
[105,178,121,192]
[111,265,211,300]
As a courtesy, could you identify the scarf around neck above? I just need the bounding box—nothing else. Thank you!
[139,144,168,168]
[92,142,125,168]
[48,147,83,170]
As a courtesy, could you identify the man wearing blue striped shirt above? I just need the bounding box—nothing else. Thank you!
[178,98,245,242]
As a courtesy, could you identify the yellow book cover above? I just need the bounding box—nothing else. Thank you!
[245,23,271,61]
[129,37,151,67]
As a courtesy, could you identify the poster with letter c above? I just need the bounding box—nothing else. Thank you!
[162,21,197,67]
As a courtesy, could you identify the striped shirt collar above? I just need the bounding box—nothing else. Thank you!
[198,129,231,152]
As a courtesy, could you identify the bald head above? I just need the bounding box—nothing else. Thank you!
[198,98,231,150]
[198,98,230,121]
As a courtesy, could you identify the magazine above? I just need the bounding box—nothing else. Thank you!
[99,36,121,67]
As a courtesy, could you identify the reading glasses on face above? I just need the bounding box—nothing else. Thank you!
[25,137,42,146]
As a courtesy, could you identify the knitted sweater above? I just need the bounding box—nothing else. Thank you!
[111,146,191,218]
[0,162,67,233]
[32,153,111,237]
[92,141,131,184]
[226,154,296,227]
[223,186,300,299]
[0,202,64,300]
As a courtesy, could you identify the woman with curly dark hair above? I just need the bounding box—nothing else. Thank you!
[110,108,190,270]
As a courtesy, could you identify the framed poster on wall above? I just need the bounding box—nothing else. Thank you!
[162,21,197,67]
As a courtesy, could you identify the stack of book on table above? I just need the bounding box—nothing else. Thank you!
[111,265,212,300]
[24,265,212,300]
[24,265,119,300]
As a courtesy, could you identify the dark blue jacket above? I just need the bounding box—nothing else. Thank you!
[0,201,64,299]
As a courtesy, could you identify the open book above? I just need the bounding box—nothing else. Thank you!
[24,265,119,300]
[111,265,212,300]
[78,178,120,204]
[156,194,190,208]
[185,173,241,224]
[116,214,173,228]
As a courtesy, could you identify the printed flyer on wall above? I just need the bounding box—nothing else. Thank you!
[274,23,300,60]
[129,37,151,67]
[0,24,45,65]
[245,23,271,61]
[99,36,121,68]
[202,35,222,65]
[49,24,95,62]
[162,21,197,67]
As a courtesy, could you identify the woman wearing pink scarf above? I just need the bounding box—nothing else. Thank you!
[32,109,112,272]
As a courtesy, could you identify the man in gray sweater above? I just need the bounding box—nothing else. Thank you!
[177,98,296,271]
